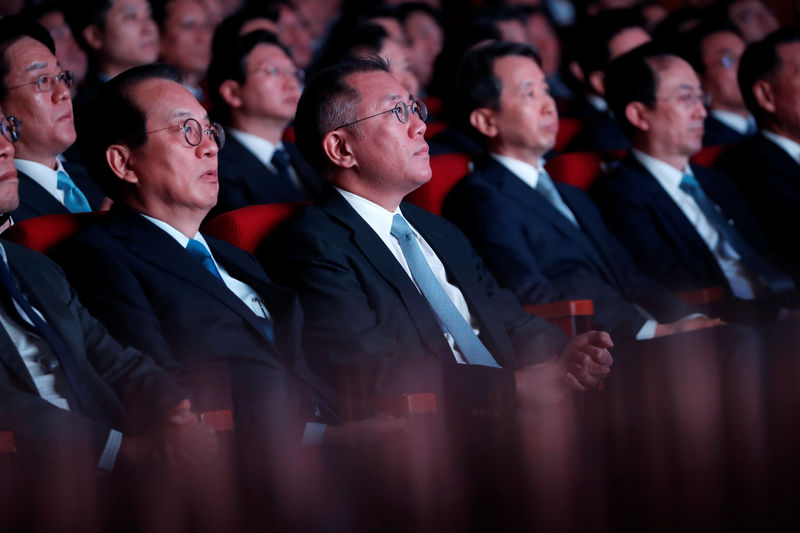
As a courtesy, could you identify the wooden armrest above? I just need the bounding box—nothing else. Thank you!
[523,299,594,319]
[0,431,16,454]
[370,393,437,418]
[200,410,234,432]
[676,287,726,306]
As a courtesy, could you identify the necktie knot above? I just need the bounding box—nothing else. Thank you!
[271,148,290,170]
[390,214,414,242]
[679,173,700,193]
[186,239,223,281]
[56,170,91,213]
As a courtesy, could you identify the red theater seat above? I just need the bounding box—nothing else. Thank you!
[545,150,624,190]
[2,211,107,254]
[201,202,309,254]
[405,153,472,215]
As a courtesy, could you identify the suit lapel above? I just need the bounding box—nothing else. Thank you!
[0,325,37,391]
[15,171,69,218]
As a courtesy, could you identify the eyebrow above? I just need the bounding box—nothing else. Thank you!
[26,61,48,72]
[167,109,210,122]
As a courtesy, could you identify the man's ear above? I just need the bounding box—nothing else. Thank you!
[82,24,104,52]
[625,101,650,132]
[752,79,776,114]
[106,144,138,184]
[470,107,499,138]
[588,70,605,96]
[218,80,243,109]
[322,130,356,169]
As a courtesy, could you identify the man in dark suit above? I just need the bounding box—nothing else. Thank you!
[266,57,613,419]
[443,42,721,341]
[0,18,108,222]
[205,30,322,219]
[592,44,794,303]
[0,108,216,531]
[716,29,800,269]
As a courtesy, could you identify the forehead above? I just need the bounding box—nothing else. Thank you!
[651,56,700,92]
[346,70,408,110]
[608,28,650,60]
[775,41,800,70]
[493,54,545,87]
[109,0,150,13]
[245,43,292,66]
[166,0,205,19]
[3,37,56,74]
[129,78,205,123]
[701,31,744,55]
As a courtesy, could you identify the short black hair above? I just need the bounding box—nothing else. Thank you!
[211,4,280,61]
[453,41,542,142]
[679,20,742,76]
[207,30,290,125]
[565,9,647,79]
[79,63,182,200]
[310,21,390,79]
[0,16,56,99]
[63,0,113,57]
[294,57,390,176]
[396,2,443,27]
[604,41,677,138]
[738,27,800,120]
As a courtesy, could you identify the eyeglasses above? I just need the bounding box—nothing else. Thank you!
[248,65,304,83]
[657,90,711,109]
[146,118,225,149]
[333,99,428,131]
[714,53,739,70]
[0,115,21,143]
[7,70,74,92]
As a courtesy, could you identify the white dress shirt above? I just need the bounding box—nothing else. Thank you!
[337,187,482,365]
[632,149,758,299]
[709,109,756,135]
[14,157,71,205]
[0,243,121,471]
[762,130,800,164]
[228,129,303,192]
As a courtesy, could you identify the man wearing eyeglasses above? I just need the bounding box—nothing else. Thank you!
[0,18,108,223]
[267,57,613,422]
[206,30,323,218]
[590,43,796,305]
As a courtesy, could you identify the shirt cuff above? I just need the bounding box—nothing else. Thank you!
[97,429,122,473]
[635,319,657,340]
[301,422,327,446]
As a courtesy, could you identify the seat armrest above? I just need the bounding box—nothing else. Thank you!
[676,287,726,306]
[0,431,15,453]
[524,299,594,336]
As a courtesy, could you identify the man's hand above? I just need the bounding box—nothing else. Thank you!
[323,414,408,447]
[561,330,614,390]
[654,316,725,337]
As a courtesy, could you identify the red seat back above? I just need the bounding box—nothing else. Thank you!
[554,117,585,152]
[690,144,731,167]
[201,202,308,254]
[2,211,107,254]
[545,150,624,190]
[405,153,472,215]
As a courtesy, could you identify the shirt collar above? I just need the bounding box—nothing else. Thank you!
[586,94,608,112]
[761,130,800,164]
[139,213,208,250]
[709,109,754,135]
[631,148,692,193]
[335,187,413,241]
[491,153,545,190]
[229,128,280,168]
[14,158,68,197]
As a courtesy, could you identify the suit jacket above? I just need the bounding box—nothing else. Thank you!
[0,240,184,464]
[211,135,324,219]
[590,153,776,295]
[51,204,339,449]
[442,158,697,340]
[716,133,800,267]
[10,161,106,222]
[565,111,630,153]
[264,187,570,416]
[702,115,749,146]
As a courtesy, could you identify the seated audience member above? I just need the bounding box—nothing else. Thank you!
[52,64,406,477]
[267,0,315,72]
[211,4,280,60]
[564,10,650,151]
[65,0,159,114]
[710,0,779,43]
[716,28,800,269]
[517,6,572,100]
[207,30,323,217]
[266,57,613,417]
[443,41,721,341]
[681,22,756,145]
[591,44,795,302]
[19,1,89,94]
[0,18,108,222]
[152,0,213,104]
[397,2,444,95]
[0,106,215,531]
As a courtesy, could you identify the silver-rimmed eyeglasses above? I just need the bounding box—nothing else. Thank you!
[0,115,21,143]
[146,118,226,149]
[7,70,74,92]
[333,99,428,131]
[248,65,304,83]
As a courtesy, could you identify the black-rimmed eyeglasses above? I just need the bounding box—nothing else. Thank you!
[332,99,428,131]
[146,118,226,149]
[0,115,21,143]
[7,70,74,92]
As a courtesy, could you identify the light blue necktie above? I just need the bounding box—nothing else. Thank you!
[185,239,275,341]
[56,170,91,213]
[679,173,794,295]
[390,214,500,368]
[536,168,578,226]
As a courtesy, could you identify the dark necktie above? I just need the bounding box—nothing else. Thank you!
[271,148,294,186]
[679,173,795,295]
[56,170,91,213]
[0,255,108,421]
[390,214,500,368]
[185,239,275,341]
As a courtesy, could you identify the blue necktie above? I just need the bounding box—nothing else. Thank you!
[391,214,500,368]
[679,173,794,295]
[56,170,91,213]
[186,239,275,341]
[536,169,578,226]
[0,255,109,422]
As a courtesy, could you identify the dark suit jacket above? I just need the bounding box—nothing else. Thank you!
[211,135,324,219]
[716,133,800,267]
[702,115,749,146]
[0,240,184,464]
[590,153,776,295]
[10,161,106,222]
[443,158,696,340]
[565,111,630,153]
[51,204,339,449]
[264,188,570,416]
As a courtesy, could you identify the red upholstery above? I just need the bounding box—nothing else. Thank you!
[1,211,107,254]
[423,120,448,140]
[282,125,296,143]
[201,202,308,254]
[421,96,442,116]
[524,299,594,337]
[405,153,472,215]
[546,150,624,190]
[0,431,15,453]
[690,144,731,167]
[554,117,585,152]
